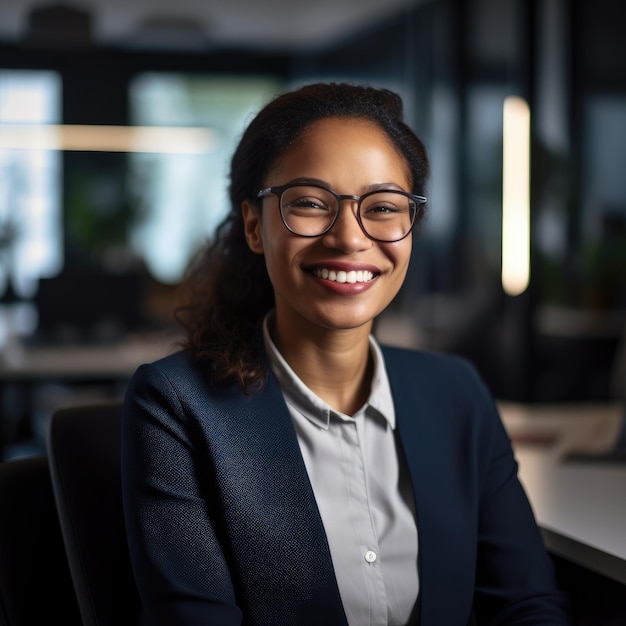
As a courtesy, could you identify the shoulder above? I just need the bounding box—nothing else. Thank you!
[125,349,224,413]
[380,347,510,482]
[381,344,485,389]
[380,344,498,421]
[130,349,207,387]
[137,348,198,376]
[126,348,277,411]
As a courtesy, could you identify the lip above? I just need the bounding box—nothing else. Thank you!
[305,261,380,294]
[305,261,381,275]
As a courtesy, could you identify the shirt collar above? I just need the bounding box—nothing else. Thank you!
[262,312,396,430]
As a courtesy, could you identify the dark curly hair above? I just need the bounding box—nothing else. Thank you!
[175,82,430,393]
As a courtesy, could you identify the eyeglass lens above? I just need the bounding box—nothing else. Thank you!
[279,185,417,241]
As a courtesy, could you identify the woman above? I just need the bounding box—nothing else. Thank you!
[122,82,570,625]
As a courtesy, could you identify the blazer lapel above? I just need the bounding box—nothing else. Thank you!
[207,372,347,624]
[383,347,476,626]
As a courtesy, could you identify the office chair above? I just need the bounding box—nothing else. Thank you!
[47,402,140,626]
[0,455,81,626]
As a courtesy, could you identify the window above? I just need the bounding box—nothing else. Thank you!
[128,74,283,284]
[0,70,62,301]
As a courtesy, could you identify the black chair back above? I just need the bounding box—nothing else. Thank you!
[0,455,81,626]
[47,402,140,626]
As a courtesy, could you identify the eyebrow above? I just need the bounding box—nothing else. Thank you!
[282,177,408,193]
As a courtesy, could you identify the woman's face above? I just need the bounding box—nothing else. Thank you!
[243,116,414,337]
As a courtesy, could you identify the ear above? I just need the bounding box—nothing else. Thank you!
[242,200,264,254]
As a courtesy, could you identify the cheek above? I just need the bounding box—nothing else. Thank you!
[385,238,413,275]
[259,222,297,275]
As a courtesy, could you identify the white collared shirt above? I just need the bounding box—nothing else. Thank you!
[263,317,420,626]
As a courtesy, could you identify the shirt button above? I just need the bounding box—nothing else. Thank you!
[364,550,377,563]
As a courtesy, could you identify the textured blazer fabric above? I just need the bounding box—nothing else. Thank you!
[121,346,570,625]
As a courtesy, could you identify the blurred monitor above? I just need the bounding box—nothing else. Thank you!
[33,270,143,343]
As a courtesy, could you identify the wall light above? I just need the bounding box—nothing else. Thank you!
[502,96,531,297]
[0,124,215,154]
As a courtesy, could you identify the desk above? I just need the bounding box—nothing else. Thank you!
[0,334,176,459]
[0,335,175,381]
[499,402,626,585]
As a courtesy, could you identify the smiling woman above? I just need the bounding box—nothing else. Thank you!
[242,116,419,373]
[121,82,572,626]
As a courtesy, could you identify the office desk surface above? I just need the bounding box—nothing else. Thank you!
[0,334,176,380]
[0,335,177,460]
[499,402,626,584]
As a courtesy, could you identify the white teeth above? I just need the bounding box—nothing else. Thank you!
[313,268,374,283]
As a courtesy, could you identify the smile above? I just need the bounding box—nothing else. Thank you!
[312,268,375,284]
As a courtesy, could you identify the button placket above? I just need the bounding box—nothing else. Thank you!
[364,549,377,564]
[336,416,387,624]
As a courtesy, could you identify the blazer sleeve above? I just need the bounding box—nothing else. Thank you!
[121,358,243,626]
[385,347,571,625]
[469,371,571,624]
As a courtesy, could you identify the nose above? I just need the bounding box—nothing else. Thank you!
[321,199,372,252]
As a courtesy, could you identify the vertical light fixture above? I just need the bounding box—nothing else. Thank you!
[502,95,531,296]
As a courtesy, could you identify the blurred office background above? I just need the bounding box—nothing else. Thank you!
[0,0,625,458]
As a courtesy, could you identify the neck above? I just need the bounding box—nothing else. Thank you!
[270,318,374,416]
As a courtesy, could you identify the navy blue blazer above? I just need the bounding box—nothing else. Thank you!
[121,345,570,625]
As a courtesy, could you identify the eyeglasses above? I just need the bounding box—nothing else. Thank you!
[256,183,427,243]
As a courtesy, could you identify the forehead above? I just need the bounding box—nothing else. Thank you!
[267,117,411,187]
[294,116,392,151]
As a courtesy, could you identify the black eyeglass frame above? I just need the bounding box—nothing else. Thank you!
[256,183,427,243]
